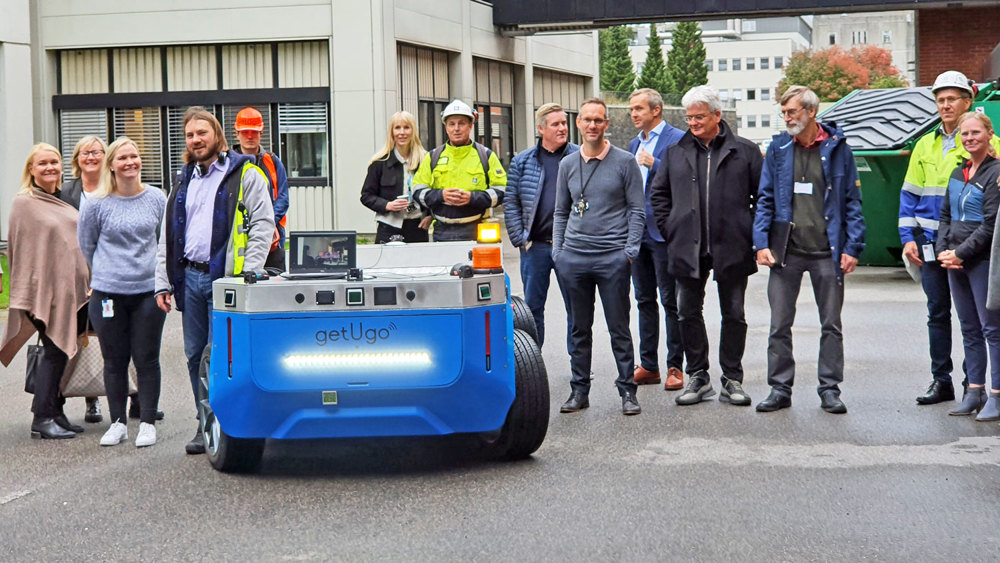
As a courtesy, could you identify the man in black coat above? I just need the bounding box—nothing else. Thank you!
[648,85,763,408]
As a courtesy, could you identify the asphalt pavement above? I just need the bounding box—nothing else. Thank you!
[1,258,999,561]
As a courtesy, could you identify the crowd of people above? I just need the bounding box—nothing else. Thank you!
[4,67,999,450]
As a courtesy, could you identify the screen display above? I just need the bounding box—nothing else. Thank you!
[289,231,357,274]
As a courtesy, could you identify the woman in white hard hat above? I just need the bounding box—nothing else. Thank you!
[360,111,429,243]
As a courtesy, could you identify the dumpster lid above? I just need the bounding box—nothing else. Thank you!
[819,87,938,151]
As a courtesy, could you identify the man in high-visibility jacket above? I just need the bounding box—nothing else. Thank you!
[155,107,274,455]
[413,99,506,241]
[233,106,290,270]
[899,70,1000,405]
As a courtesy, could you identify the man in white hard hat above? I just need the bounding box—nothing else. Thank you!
[899,70,1000,405]
[413,99,507,241]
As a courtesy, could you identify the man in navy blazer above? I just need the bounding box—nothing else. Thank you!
[627,88,687,390]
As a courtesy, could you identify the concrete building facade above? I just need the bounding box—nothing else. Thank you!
[812,11,916,84]
[1,0,597,237]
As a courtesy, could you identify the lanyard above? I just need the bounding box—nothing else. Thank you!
[578,154,605,201]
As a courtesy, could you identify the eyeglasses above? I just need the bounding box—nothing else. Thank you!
[936,96,969,106]
[684,114,711,122]
[780,107,804,118]
[580,118,606,125]
[81,150,105,158]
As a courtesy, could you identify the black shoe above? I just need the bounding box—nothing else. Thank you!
[916,381,955,405]
[675,372,715,405]
[622,392,641,415]
[719,377,752,406]
[128,398,165,421]
[185,427,206,455]
[560,392,589,413]
[30,417,76,439]
[53,414,85,433]
[84,397,103,423]
[755,390,792,412]
[820,390,847,414]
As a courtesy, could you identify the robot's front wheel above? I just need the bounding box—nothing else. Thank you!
[198,344,266,473]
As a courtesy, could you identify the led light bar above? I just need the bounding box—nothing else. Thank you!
[282,351,432,370]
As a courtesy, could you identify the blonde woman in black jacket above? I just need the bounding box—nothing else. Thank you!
[360,111,429,243]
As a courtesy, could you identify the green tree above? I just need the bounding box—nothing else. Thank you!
[664,21,707,95]
[599,25,636,95]
[637,23,670,94]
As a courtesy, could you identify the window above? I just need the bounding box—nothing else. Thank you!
[59,109,109,178]
[747,115,757,128]
[852,30,868,44]
[719,90,730,102]
[278,102,329,183]
[113,107,163,186]
[761,115,770,128]
[706,59,714,72]
[732,58,741,71]
[718,59,728,71]
[747,89,756,101]
[760,57,769,70]
[474,58,516,167]
[399,44,450,148]
[746,58,755,70]
[829,33,837,45]
[743,20,757,32]
[733,89,744,101]
[883,30,892,44]
[761,88,771,101]
[775,56,783,69]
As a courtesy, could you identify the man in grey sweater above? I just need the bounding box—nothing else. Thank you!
[553,97,646,415]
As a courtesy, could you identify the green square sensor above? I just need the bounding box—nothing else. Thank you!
[478,283,491,301]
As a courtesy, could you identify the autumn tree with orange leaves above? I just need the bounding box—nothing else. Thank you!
[778,45,908,101]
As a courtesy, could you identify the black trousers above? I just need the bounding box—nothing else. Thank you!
[89,290,166,424]
[28,307,87,418]
[376,218,429,244]
[675,264,749,383]
[555,249,636,397]
[631,238,683,372]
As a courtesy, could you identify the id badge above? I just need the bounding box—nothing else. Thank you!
[921,243,936,263]
[102,299,114,318]
[793,181,814,195]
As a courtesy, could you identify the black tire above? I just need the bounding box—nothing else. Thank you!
[198,344,265,473]
[484,329,549,460]
[510,295,538,343]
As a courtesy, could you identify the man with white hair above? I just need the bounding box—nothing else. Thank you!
[753,85,865,414]
[648,85,762,408]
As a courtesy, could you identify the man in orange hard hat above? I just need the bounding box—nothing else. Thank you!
[234,106,289,270]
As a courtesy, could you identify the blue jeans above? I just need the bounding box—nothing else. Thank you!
[921,260,965,384]
[519,242,568,348]
[948,261,1000,391]
[182,268,214,414]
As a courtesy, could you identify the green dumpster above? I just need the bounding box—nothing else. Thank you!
[820,83,1000,266]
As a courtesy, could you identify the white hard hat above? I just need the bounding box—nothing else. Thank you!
[931,70,975,95]
[440,99,477,123]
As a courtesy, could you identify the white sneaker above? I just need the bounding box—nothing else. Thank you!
[135,422,156,448]
[100,421,128,446]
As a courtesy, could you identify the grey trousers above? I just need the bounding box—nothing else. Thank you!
[766,253,845,397]
[554,248,637,397]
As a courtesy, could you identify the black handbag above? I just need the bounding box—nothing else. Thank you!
[24,336,43,394]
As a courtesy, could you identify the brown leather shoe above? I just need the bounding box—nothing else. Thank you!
[664,367,684,390]
[633,366,661,385]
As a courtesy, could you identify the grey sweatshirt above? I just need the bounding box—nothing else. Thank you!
[77,186,167,294]
[552,143,645,260]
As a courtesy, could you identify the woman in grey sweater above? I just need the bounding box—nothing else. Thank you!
[78,137,167,448]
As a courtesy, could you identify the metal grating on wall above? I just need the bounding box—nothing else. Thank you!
[166,46,217,91]
[113,107,163,186]
[112,48,162,93]
[278,41,329,88]
[287,185,335,231]
[165,106,191,184]
[60,49,109,94]
[222,44,273,89]
[474,59,515,106]
[58,109,109,178]
[533,68,586,110]
[398,45,419,115]
[222,104,273,152]
[278,102,328,133]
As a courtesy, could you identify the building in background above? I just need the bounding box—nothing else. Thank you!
[0,0,596,237]
[628,17,811,150]
[812,11,916,84]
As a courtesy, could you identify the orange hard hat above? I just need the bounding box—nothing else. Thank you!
[234,107,265,132]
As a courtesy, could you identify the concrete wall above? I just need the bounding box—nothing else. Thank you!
[1,0,33,238]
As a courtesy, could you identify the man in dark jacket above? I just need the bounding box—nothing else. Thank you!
[649,85,762,408]
[753,85,865,415]
[627,88,686,390]
[503,103,579,347]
